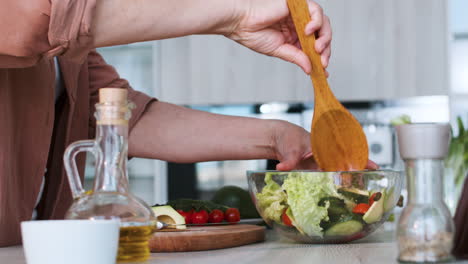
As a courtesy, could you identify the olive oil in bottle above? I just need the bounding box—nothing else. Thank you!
[118,225,156,262]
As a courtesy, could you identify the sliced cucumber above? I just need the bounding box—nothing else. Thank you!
[324,220,364,237]
[318,197,348,221]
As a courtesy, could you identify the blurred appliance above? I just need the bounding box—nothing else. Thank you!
[362,123,396,168]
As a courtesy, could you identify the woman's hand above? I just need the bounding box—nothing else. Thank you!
[272,121,379,171]
[227,0,332,74]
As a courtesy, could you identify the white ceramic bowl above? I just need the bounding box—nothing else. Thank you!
[21,220,120,264]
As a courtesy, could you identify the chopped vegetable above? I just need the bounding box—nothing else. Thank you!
[281,209,293,226]
[363,191,386,224]
[338,188,370,204]
[397,195,404,207]
[324,220,364,237]
[282,172,342,237]
[352,203,370,214]
[369,192,382,207]
[256,173,287,223]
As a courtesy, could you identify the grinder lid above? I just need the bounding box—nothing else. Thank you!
[396,123,451,159]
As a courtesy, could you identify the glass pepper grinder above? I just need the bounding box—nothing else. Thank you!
[63,88,155,262]
[396,123,455,263]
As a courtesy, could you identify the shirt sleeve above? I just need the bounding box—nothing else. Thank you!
[86,50,157,138]
[0,0,97,68]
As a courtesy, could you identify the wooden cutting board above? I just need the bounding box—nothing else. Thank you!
[149,224,265,252]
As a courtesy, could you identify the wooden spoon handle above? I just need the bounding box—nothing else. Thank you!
[287,0,332,104]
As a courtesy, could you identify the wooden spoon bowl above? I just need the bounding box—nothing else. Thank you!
[287,0,369,171]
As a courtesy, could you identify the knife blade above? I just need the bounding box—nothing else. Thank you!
[156,218,263,230]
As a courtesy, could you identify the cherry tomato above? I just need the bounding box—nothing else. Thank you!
[177,209,192,224]
[208,209,224,223]
[369,192,382,207]
[224,208,240,223]
[192,210,209,224]
[352,203,371,214]
[281,210,293,226]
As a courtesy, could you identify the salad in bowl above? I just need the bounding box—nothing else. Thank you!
[247,170,403,243]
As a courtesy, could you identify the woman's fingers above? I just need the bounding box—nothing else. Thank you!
[304,1,323,35]
[321,44,331,68]
[366,160,380,170]
[272,44,312,74]
[302,2,331,69]
[276,158,299,171]
[315,16,332,52]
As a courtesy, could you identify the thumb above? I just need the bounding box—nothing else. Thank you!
[276,158,299,171]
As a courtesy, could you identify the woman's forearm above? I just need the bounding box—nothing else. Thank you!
[128,101,280,163]
[93,0,241,47]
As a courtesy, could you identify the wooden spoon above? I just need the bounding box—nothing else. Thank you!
[287,0,369,171]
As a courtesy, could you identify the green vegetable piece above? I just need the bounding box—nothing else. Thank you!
[320,213,356,230]
[338,188,370,204]
[256,173,287,223]
[282,172,342,237]
[318,197,348,222]
[383,187,395,212]
[324,220,364,237]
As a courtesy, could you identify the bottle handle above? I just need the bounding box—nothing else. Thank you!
[63,140,101,199]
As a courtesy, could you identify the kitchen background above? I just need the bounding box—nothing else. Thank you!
[84,0,468,214]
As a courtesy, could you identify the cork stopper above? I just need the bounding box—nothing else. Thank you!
[99,88,128,104]
[97,88,129,125]
[396,123,451,160]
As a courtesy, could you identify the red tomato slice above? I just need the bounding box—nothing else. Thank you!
[352,203,371,214]
[369,192,382,207]
[281,210,293,226]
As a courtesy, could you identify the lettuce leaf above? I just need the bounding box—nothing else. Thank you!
[256,173,287,223]
[282,172,342,237]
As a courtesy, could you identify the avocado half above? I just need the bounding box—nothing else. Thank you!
[152,205,186,229]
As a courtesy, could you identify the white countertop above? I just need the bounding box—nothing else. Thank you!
[2,224,467,264]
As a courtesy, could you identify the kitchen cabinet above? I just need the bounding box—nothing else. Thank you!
[154,0,448,105]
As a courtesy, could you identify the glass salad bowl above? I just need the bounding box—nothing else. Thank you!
[247,170,403,243]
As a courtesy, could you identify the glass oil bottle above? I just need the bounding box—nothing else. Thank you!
[63,88,155,262]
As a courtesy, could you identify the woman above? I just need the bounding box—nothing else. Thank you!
[0,0,339,246]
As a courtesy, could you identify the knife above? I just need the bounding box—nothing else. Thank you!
[156,218,263,230]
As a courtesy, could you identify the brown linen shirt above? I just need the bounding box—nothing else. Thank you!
[0,0,154,246]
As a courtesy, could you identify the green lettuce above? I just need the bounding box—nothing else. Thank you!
[282,172,342,237]
[256,173,287,223]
